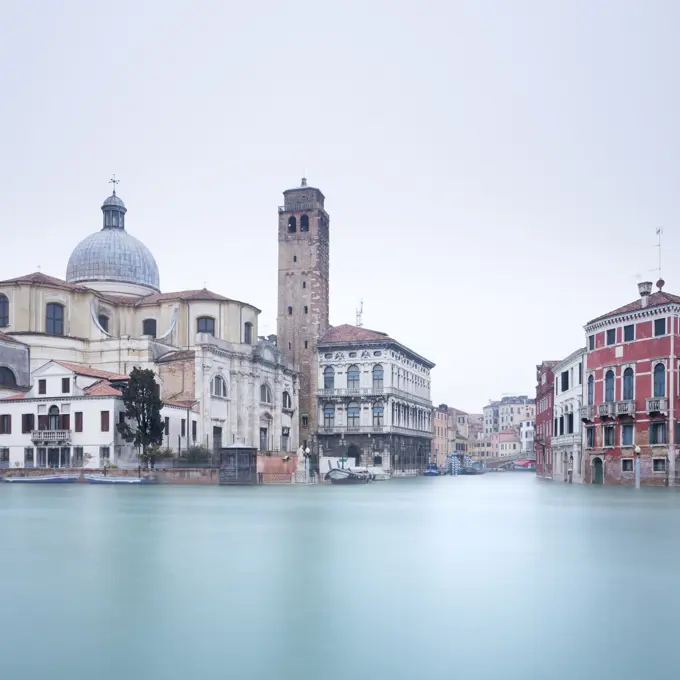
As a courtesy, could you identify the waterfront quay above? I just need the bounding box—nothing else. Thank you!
[2,474,680,680]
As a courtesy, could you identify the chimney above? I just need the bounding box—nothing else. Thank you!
[638,281,653,308]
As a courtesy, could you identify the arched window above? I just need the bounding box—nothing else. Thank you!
[623,367,634,400]
[304,305,308,314]
[324,366,334,390]
[654,363,666,398]
[244,322,253,345]
[372,364,384,390]
[587,375,594,406]
[287,306,293,315]
[347,365,360,390]
[0,294,8,327]
[323,403,334,427]
[0,367,17,387]
[212,375,227,397]
[300,215,309,232]
[604,370,615,403]
[287,216,297,233]
[48,405,60,431]
[373,402,384,427]
[260,383,272,404]
[197,316,215,335]
[97,315,109,333]
[347,401,360,427]
[282,391,292,409]
[45,303,64,336]
[142,319,157,338]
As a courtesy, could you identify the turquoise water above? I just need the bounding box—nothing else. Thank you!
[1,475,679,679]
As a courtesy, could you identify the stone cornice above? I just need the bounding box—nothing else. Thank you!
[585,304,680,333]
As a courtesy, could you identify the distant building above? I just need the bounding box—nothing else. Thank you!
[498,428,521,457]
[316,324,434,471]
[536,361,558,478]
[433,404,451,468]
[551,348,585,482]
[519,419,535,459]
[484,396,535,434]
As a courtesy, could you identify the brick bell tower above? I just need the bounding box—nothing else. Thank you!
[277,178,330,449]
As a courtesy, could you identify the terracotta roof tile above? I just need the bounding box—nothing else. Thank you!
[164,399,198,408]
[588,291,680,324]
[54,361,128,381]
[83,380,123,397]
[319,324,391,344]
[157,350,196,363]
[0,272,88,292]
[137,289,232,305]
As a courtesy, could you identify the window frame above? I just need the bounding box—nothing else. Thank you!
[653,457,667,472]
[622,367,634,401]
[45,302,65,336]
[604,370,615,403]
[142,318,157,338]
[606,328,616,346]
[650,421,667,445]
[323,366,335,390]
[603,424,615,447]
[588,334,595,351]
[97,314,110,333]
[196,316,216,335]
[654,317,666,337]
[0,294,9,327]
[621,422,634,447]
[260,383,272,404]
[621,458,634,473]
[623,324,635,342]
[653,363,666,398]
[347,365,360,390]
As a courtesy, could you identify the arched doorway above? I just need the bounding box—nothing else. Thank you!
[348,444,361,467]
[592,457,604,485]
[373,454,383,467]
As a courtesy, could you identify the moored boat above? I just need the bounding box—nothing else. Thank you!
[4,474,79,483]
[325,468,371,484]
[84,473,155,484]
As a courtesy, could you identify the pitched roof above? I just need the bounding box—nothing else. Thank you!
[0,272,88,292]
[54,361,129,381]
[164,398,198,408]
[157,350,196,363]
[319,324,391,344]
[0,331,27,345]
[588,291,680,325]
[137,289,232,305]
[83,380,123,397]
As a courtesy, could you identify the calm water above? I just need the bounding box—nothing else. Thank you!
[1,475,680,679]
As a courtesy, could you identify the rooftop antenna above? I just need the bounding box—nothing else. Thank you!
[654,227,664,288]
[356,299,364,327]
[109,174,120,196]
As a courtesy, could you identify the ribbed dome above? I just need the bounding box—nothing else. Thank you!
[65,192,160,292]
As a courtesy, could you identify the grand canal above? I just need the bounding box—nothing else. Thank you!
[1,474,679,679]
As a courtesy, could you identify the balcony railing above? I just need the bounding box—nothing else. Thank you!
[580,405,594,421]
[646,397,669,414]
[318,385,432,407]
[597,403,615,418]
[31,430,72,443]
[615,400,636,417]
[318,424,433,438]
[278,202,324,213]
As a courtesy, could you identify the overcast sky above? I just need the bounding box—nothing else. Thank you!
[2,1,678,412]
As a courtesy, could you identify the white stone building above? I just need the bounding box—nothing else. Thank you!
[519,419,535,458]
[315,324,434,471]
[551,348,585,482]
[0,186,298,463]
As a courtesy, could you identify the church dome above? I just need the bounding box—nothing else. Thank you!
[66,190,160,293]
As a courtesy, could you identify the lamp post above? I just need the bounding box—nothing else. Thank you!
[634,445,641,489]
[304,446,310,484]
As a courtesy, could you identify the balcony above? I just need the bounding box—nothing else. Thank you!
[580,405,594,422]
[317,424,433,439]
[646,397,668,415]
[317,386,432,407]
[597,403,615,419]
[278,202,324,213]
[31,430,72,443]
[615,400,636,417]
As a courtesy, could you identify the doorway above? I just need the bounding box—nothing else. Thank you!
[348,443,361,467]
[259,427,268,453]
[47,448,59,468]
[213,426,222,452]
[593,457,604,485]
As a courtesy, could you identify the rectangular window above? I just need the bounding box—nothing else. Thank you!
[622,458,634,472]
[191,420,197,442]
[100,411,110,432]
[622,423,634,447]
[164,417,170,436]
[588,334,595,351]
[100,446,110,462]
[181,419,186,437]
[653,458,666,472]
[604,425,615,447]
[21,413,35,433]
[578,362,582,385]
[561,371,569,392]
[0,414,11,435]
[559,416,564,436]
[302,416,308,427]
[654,318,666,337]
[624,324,635,342]
[650,422,667,445]
[75,412,83,432]
[586,427,594,448]
[61,377,70,393]
[0,448,9,465]
[606,328,616,346]
[38,379,46,395]
[567,413,574,434]
[118,411,125,425]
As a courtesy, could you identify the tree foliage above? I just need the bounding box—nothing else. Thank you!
[117,367,165,467]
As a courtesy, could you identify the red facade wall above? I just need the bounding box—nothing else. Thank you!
[535,362,556,479]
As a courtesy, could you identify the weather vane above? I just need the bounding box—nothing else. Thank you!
[109,174,120,195]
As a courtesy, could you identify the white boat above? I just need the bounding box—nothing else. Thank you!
[84,473,154,485]
[4,474,79,483]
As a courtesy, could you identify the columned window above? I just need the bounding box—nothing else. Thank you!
[323,366,335,390]
[373,402,384,427]
[623,367,634,400]
[323,403,334,428]
[46,303,64,336]
[372,364,384,390]
[347,402,360,427]
[347,365,360,390]
[604,370,615,403]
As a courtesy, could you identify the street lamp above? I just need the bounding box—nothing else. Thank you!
[634,445,641,489]
[304,446,310,483]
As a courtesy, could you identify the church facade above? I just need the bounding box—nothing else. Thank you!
[0,186,298,467]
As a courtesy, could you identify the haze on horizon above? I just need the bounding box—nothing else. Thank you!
[1,0,678,413]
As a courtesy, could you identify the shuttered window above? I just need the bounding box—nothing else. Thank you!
[100,411,110,432]
[75,412,83,432]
